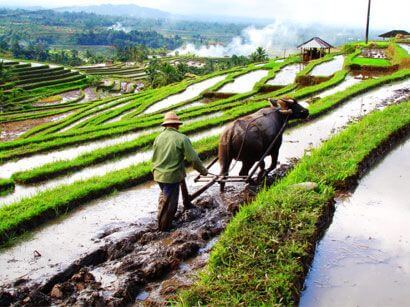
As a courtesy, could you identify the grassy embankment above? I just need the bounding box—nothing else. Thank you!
[0,179,15,196]
[1,69,409,244]
[10,68,410,183]
[178,100,410,306]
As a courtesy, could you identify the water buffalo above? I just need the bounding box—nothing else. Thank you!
[218,97,309,191]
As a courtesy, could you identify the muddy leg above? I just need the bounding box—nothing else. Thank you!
[256,160,266,182]
[239,160,252,177]
[219,158,232,192]
[157,183,180,231]
[180,179,192,209]
[267,147,280,173]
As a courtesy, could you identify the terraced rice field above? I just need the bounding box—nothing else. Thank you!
[1,43,410,305]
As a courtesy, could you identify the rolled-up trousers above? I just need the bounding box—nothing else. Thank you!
[157,180,191,231]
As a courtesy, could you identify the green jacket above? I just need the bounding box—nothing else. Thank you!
[152,127,208,183]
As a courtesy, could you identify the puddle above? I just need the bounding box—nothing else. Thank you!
[218,70,268,93]
[300,137,410,307]
[310,55,344,76]
[144,75,227,114]
[0,80,408,291]
[266,63,301,86]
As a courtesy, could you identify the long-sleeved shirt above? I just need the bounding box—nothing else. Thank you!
[152,127,208,183]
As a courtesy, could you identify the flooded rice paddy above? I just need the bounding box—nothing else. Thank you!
[144,75,227,114]
[266,63,301,86]
[217,70,269,93]
[310,55,344,76]
[300,137,410,307]
[0,79,408,290]
[399,43,410,54]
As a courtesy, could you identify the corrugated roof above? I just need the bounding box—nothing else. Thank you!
[297,37,334,49]
[379,30,409,38]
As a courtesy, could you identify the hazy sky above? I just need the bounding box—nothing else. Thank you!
[1,0,409,29]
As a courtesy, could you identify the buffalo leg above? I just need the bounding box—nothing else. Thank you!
[219,158,232,192]
[268,147,280,173]
[256,160,266,182]
[239,160,253,177]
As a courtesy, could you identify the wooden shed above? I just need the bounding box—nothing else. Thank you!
[297,37,333,62]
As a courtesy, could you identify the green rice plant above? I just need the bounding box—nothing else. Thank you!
[178,100,410,306]
[0,178,15,196]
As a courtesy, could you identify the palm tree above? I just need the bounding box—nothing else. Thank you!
[250,47,268,62]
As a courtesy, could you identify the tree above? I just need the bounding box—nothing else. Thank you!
[250,47,268,62]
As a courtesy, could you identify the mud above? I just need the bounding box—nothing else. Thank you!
[144,75,227,114]
[217,70,269,93]
[300,137,410,307]
[310,55,344,76]
[0,112,74,142]
[0,80,409,301]
[267,63,301,86]
[0,165,291,306]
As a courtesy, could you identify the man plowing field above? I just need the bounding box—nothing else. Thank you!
[152,111,208,231]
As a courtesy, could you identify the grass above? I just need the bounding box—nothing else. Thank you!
[350,57,391,67]
[3,67,409,174]
[2,69,409,244]
[178,100,410,306]
[0,178,15,196]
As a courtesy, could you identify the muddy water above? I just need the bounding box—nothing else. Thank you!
[218,70,268,93]
[60,97,134,133]
[266,63,301,86]
[310,55,344,76]
[0,127,158,179]
[399,43,410,54]
[300,138,410,307]
[0,80,408,290]
[0,125,225,206]
[144,75,227,114]
[174,100,205,112]
[299,75,362,108]
[0,181,158,285]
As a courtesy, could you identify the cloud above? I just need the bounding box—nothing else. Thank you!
[174,20,300,57]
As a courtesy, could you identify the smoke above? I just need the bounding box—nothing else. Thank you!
[174,20,300,57]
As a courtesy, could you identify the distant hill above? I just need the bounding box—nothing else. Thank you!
[55,4,171,19]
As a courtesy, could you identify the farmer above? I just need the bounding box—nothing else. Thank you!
[152,111,208,231]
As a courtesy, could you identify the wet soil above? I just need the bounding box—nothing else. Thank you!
[0,166,291,306]
[0,112,73,142]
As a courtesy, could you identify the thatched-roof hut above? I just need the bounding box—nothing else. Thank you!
[297,37,333,62]
[379,30,409,39]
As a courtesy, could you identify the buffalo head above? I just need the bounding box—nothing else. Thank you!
[269,97,309,120]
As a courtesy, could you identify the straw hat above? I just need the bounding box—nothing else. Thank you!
[161,111,183,126]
